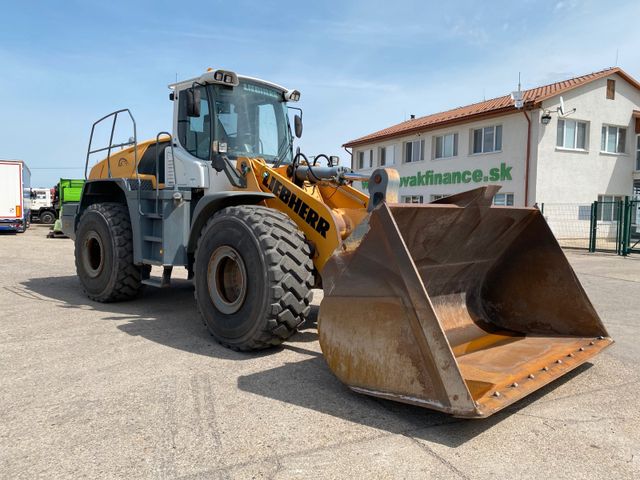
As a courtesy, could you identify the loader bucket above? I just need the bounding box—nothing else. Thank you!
[319,187,612,418]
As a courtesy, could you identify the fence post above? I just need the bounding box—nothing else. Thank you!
[622,196,630,256]
[589,201,597,253]
[616,200,622,255]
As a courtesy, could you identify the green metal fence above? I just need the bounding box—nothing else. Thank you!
[541,199,636,255]
[540,203,592,250]
[589,200,623,254]
[620,198,640,255]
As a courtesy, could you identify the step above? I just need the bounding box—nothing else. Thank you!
[141,277,170,288]
[141,266,173,288]
[143,235,163,243]
[141,258,163,266]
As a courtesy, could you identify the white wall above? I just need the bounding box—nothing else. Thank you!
[352,112,530,205]
[351,73,640,208]
[536,73,639,204]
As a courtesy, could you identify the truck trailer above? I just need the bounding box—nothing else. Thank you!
[0,160,31,233]
[48,178,85,238]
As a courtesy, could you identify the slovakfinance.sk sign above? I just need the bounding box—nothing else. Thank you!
[363,162,513,189]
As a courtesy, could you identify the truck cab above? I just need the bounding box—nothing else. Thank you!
[30,187,57,224]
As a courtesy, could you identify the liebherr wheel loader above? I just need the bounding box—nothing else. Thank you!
[64,68,612,418]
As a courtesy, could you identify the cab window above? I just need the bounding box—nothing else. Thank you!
[178,86,211,160]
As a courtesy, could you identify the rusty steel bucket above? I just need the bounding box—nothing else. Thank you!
[318,187,613,418]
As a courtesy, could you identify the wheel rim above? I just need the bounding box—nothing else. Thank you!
[207,245,248,314]
[83,231,105,278]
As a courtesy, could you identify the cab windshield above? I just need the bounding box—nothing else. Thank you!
[211,80,292,164]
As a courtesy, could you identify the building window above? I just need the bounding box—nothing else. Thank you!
[401,195,423,204]
[493,193,514,206]
[472,125,502,154]
[434,133,458,159]
[557,119,588,150]
[379,145,395,166]
[636,135,640,170]
[357,149,373,169]
[601,125,626,153]
[430,194,450,201]
[404,139,425,163]
[597,195,623,221]
[606,79,615,100]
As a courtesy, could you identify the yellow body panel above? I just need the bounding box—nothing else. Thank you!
[237,158,368,272]
[88,136,170,188]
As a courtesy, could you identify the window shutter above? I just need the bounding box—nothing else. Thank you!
[606,79,615,100]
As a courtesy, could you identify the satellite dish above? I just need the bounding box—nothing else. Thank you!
[559,96,565,116]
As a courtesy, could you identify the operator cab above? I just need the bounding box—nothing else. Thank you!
[170,69,301,167]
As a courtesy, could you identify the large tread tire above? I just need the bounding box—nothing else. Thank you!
[74,202,144,302]
[194,205,314,351]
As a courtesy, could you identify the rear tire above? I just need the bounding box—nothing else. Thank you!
[194,205,313,351]
[40,210,56,224]
[75,202,144,302]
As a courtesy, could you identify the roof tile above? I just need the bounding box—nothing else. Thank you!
[344,67,639,147]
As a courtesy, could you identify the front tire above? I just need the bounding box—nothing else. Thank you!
[75,202,144,302]
[194,205,313,351]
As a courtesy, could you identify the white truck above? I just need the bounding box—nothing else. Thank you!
[0,160,31,233]
[30,187,57,224]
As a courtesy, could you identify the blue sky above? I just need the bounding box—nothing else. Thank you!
[1,0,639,187]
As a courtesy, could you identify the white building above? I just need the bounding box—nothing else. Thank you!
[344,67,640,210]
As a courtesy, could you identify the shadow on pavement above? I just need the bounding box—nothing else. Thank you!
[22,274,592,447]
[21,275,317,362]
[237,355,592,447]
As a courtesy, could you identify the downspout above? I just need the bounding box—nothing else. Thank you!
[522,109,532,207]
[343,146,353,168]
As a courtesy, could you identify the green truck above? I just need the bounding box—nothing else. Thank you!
[48,179,85,238]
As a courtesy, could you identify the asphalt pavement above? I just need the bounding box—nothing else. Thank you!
[1,224,638,479]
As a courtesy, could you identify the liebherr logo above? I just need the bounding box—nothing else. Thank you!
[262,174,331,238]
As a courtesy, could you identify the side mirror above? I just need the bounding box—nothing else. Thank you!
[185,88,201,117]
[294,114,303,138]
[330,155,340,166]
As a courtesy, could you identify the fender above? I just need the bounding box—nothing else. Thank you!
[64,179,130,239]
[187,191,274,253]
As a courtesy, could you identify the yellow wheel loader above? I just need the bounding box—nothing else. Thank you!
[64,68,612,418]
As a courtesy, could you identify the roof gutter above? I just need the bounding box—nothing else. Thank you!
[343,105,520,148]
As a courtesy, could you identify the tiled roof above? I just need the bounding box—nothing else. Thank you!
[344,67,640,148]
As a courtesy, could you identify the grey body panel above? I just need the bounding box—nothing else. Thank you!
[69,179,274,268]
[187,192,274,254]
